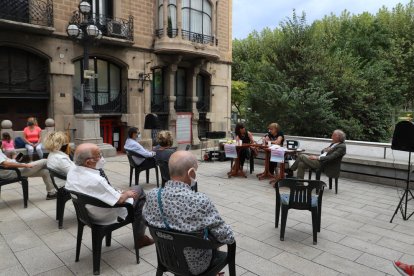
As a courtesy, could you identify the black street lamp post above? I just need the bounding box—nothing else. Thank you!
[67,1,102,113]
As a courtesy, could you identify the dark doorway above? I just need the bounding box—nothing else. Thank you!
[0,99,48,130]
[0,46,49,129]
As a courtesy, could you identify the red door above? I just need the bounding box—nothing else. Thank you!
[100,117,125,151]
[100,119,113,145]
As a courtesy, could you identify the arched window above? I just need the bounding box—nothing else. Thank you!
[73,58,122,113]
[151,68,167,112]
[196,73,210,112]
[175,68,189,111]
[157,0,177,37]
[0,46,49,130]
[182,0,212,43]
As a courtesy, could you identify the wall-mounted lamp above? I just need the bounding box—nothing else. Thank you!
[138,72,151,92]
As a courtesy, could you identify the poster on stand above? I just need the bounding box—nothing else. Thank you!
[176,113,192,144]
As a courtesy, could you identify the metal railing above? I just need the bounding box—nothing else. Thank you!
[155,28,178,38]
[74,88,127,114]
[69,12,133,41]
[0,0,53,27]
[155,28,218,45]
[181,30,216,45]
[252,133,396,160]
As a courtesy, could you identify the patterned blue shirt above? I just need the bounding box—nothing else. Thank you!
[143,180,234,275]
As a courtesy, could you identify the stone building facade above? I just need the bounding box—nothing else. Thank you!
[0,0,232,150]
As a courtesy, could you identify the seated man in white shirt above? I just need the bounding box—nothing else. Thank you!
[124,127,156,167]
[289,129,347,179]
[0,149,56,200]
[65,143,154,248]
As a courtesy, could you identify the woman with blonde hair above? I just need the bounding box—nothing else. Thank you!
[153,130,176,162]
[264,123,285,183]
[44,131,75,188]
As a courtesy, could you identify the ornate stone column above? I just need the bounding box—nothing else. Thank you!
[167,64,178,136]
[212,1,217,45]
[189,66,201,146]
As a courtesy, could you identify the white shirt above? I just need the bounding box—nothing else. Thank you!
[46,151,75,188]
[0,151,17,179]
[319,143,339,159]
[124,138,155,165]
[66,166,133,225]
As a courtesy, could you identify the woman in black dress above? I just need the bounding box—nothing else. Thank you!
[235,123,254,169]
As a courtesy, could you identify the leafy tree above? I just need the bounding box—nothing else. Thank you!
[231,80,248,119]
[232,2,414,142]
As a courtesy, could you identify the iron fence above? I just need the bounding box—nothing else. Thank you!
[155,28,178,38]
[0,0,53,27]
[181,30,216,45]
[69,11,133,41]
[155,28,218,45]
[74,88,127,114]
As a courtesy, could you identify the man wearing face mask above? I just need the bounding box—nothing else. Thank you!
[144,151,235,275]
[66,143,154,248]
[124,127,156,166]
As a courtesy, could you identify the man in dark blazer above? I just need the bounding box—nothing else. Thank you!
[290,129,346,179]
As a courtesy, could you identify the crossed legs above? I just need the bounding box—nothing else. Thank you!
[19,159,55,193]
[290,154,321,179]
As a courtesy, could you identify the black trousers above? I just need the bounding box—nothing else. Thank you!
[239,148,251,167]
[269,162,278,175]
[139,157,157,168]
[129,185,147,237]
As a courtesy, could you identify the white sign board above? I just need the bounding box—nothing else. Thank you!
[84,70,97,79]
[224,144,237,158]
[270,147,285,163]
[176,113,192,144]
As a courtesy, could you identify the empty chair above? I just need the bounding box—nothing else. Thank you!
[47,167,71,229]
[275,179,326,244]
[69,190,140,275]
[148,225,236,276]
[126,150,159,187]
[0,166,28,208]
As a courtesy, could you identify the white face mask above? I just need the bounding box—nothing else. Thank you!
[188,168,197,187]
[136,133,142,141]
[95,156,106,170]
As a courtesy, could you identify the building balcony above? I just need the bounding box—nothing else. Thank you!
[68,12,134,44]
[154,29,220,60]
[0,0,54,34]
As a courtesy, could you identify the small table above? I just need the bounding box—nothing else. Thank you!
[227,144,252,178]
[256,146,305,181]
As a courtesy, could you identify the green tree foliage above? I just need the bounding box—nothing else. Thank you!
[231,80,248,119]
[232,3,414,141]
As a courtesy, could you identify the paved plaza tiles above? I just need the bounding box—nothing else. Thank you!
[1,153,414,275]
